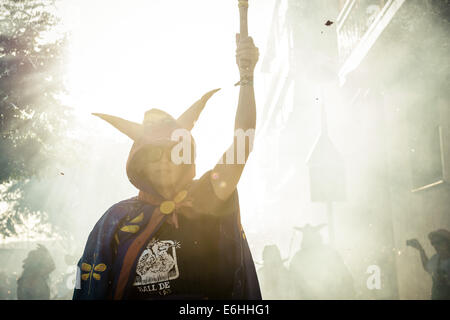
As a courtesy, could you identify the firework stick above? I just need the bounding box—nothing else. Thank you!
[238,0,249,38]
[237,0,251,73]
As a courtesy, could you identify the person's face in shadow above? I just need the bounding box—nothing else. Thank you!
[431,238,450,257]
[142,143,193,193]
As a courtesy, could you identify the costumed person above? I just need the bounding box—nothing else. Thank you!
[17,244,56,300]
[256,245,291,299]
[289,224,354,300]
[407,229,450,300]
[73,13,260,301]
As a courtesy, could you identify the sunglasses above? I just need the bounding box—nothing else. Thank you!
[141,144,195,164]
[141,146,173,163]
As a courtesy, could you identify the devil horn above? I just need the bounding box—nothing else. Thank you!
[177,88,221,131]
[92,113,143,141]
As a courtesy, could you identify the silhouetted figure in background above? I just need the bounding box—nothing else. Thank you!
[407,229,450,300]
[289,224,355,299]
[17,244,55,300]
[257,245,290,299]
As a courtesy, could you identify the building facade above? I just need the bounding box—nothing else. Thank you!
[256,0,450,299]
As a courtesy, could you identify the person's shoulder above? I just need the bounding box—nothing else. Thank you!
[110,196,141,209]
[101,196,143,220]
[86,197,144,238]
[189,171,237,217]
[190,170,211,188]
[323,245,344,259]
[289,250,305,266]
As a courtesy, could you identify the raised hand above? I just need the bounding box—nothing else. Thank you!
[236,33,259,78]
[407,238,423,251]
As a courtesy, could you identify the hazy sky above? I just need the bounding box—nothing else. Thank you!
[52,0,288,257]
[59,0,276,175]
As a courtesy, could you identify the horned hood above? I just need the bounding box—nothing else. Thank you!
[92,89,220,197]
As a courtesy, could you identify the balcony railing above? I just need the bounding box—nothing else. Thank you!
[337,0,385,63]
[336,0,405,84]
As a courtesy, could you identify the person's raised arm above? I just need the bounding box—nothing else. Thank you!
[407,239,429,271]
[210,34,259,201]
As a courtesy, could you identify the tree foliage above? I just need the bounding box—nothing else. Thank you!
[0,0,71,237]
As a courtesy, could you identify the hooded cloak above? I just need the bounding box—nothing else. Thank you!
[73,90,261,300]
